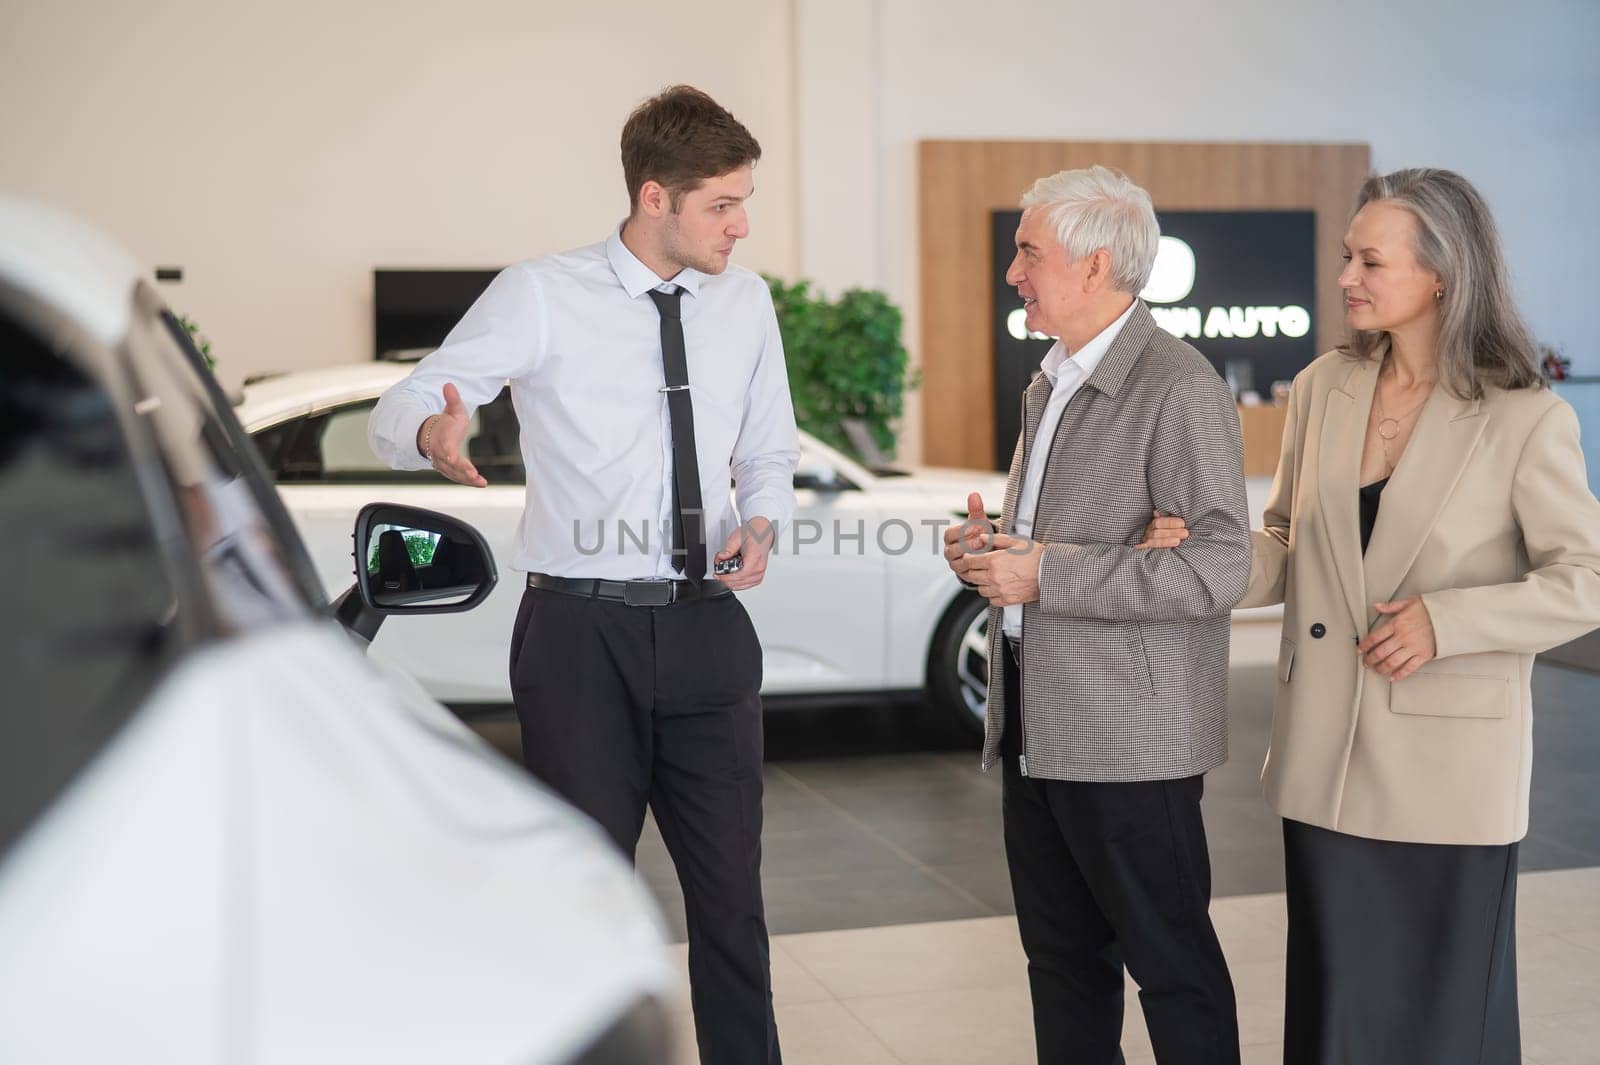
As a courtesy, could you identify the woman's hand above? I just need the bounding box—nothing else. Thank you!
[1137,510,1189,549]
[1359,597,1438,681]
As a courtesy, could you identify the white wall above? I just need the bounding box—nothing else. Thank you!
[794,0,1600,460]
[4,0,1595,458]
[0,0,798,391]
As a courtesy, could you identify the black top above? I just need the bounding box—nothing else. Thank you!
[1359,477,1390,554]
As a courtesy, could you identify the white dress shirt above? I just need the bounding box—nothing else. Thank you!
[368,228,800,580]
[1003,300,1137,640]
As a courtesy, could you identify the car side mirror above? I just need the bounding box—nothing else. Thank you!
[333,503,498,643]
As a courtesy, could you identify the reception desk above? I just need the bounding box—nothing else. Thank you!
[1238,404,1288,479]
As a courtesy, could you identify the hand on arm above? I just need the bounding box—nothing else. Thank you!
[1137,510,1189,549]
[1237,375,1306,609]
[1035,373,1250,621]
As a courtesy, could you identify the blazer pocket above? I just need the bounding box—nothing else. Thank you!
[1038,617,1154,698]
[1127,622,1157,695]
[1387,653,1517,719]
[1277,639,1295,684]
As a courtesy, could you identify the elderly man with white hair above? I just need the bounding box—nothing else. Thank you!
[946,166,1250,1065]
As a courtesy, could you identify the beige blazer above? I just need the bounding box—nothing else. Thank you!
[1239,347,1600,845]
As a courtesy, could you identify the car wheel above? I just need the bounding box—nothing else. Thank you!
[927,591,989,743]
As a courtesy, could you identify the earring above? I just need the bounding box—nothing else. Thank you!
[1435,289,1445,301]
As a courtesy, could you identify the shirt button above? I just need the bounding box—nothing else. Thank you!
[1310,623,1326,639]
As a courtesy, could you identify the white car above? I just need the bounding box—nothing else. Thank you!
[236,364,1008,738]
[0,200,675,1064]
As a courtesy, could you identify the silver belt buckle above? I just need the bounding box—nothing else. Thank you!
[622,578,675,607]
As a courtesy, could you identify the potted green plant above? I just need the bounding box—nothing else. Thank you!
[766,277,917,462]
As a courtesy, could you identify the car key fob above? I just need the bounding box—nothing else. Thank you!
[714,554,743,576]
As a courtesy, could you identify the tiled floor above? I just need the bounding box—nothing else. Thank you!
[660,865,1600,1065]
[630,623,1600,938]
[470,620,1600,1063]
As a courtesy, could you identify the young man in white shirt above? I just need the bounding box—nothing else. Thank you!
[369,85,798,1065]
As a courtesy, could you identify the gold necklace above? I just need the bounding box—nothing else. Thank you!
[1374,376,1431,472]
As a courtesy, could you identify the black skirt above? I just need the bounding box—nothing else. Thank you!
[1282,819,1520,1065]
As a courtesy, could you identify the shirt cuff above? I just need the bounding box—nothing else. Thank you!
[735,490,795,537]
[371,408,435,472]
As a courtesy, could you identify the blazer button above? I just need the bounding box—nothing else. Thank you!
[1310,623,1326,639]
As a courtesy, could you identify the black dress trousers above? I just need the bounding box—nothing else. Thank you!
[509,586,780,1065]
[1001,651,1241,1065]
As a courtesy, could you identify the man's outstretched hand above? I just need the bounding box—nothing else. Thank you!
[418,382,487,487]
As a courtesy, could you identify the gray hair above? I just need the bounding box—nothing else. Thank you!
[1345,168,1541,399]
[1019,166,1160,294]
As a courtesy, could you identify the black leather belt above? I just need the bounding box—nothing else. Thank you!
[526,572,731,606]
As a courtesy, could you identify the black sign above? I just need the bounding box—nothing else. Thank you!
[374,269,500,360]
[990,209,1316,469]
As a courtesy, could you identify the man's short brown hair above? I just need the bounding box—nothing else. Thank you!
[621,85,761,213]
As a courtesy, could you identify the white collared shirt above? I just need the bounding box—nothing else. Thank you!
[1003,300,1137,639]
[368,227,800,579]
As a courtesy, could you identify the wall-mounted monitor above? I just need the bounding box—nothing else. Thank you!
[373,269,501,360]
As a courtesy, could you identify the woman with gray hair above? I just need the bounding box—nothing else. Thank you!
[1146,168,1600,1062]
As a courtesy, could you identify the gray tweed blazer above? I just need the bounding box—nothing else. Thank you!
[982,300,1251,781]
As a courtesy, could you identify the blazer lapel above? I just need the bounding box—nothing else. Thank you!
[1007,304,1150,531]
[1317,356,1376,635]
[1003,372,1051,530]
[1363,385,1486,607]
[1022,371,1051,457]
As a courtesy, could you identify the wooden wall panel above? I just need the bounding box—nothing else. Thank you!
[919,140,1371,468]
[1238,405,1290,478]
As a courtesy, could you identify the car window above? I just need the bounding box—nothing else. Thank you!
[250,416,295,472]
[261,388,525,484]
[321,402,398,473]
[0,301,190,865]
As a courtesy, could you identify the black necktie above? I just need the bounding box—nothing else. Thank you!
[647,287,706,585]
